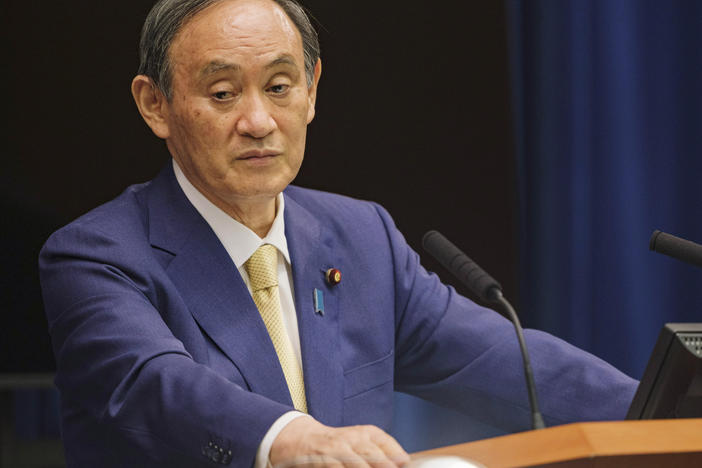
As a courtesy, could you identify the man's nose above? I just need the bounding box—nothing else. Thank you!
[235,91,277,138]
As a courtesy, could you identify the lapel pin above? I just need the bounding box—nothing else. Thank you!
[313,288,325,316]
[326,268,342,286]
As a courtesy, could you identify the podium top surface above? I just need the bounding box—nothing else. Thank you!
[412,419,702,468]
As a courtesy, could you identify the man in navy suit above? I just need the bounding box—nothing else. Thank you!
[39,0,638,466]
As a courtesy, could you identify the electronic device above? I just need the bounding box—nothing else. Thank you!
[626,323,702,419]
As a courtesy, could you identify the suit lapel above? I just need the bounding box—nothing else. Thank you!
[145,165,293,407]
[284,193,344,426]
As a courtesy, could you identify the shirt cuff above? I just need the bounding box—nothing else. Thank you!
[255,411,309,468]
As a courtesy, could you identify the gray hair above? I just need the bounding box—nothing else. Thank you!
[137,0,320,100]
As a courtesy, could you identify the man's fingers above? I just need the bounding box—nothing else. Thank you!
[344,425,408,467]
[271,418,409,468]
[365,426,410,466]
[275,455,344,468]
[354,426,410,468]
[276,453,371,468]
[354,449,398,468]
[279,454,363,468]
[340,452,374,468]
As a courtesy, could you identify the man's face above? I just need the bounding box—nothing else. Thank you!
[161,0,319,211]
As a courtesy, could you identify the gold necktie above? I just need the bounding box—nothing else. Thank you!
[244,244,307,412]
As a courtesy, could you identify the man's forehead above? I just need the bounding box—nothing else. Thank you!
[177,0,299,45]
[171,0,303,64]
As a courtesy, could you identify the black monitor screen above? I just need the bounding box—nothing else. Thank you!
[627,323,702,419]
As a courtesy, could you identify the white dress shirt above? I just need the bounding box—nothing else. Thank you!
[173,160,306,467]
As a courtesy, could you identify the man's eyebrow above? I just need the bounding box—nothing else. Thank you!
[199,61,241,78]
[265,55,298,70]
[199,56,298,79]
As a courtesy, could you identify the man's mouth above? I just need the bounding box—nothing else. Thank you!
[237,150,280,160]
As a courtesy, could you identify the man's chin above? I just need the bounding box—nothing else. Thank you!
[225,182,289,204]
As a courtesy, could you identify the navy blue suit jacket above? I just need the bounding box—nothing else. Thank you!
[39,164,637,467]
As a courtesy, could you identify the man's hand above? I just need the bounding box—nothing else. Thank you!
[270,416,410,467]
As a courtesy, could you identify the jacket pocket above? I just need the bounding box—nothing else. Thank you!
[342,350,394,429]
[343,350,394,399]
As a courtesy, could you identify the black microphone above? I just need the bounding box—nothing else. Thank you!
[422,230,502,303]
[422,230,545,430]
[650,230,702,268]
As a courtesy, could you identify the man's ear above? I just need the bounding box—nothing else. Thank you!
[306,59,322,124]
[131,75,171,139]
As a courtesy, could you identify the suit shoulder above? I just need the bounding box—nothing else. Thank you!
[42,181,152,254]
[284,185,389,221]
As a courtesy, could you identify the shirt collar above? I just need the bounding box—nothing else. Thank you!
[172,159,291,268]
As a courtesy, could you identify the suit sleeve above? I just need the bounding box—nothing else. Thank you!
[39,223,290,468]
[369,203,638,431]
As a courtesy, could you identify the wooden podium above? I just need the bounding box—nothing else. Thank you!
[412,419,702,467]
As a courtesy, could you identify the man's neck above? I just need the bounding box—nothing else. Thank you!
[217,196,277,239]
[171,159,278,239]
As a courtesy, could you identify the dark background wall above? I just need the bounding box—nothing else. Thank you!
[2,1,517,462]
[2,1,518,374]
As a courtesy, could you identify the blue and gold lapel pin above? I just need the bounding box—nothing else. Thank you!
[315,268,341,316]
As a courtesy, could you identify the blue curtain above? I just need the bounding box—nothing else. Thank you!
[507,0,702,379]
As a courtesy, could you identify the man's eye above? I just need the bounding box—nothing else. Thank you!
[213,91,232,100]
[268,84,289,94]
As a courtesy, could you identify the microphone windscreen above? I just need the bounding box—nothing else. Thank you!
[650,230,702,268]
[422,230,502,302]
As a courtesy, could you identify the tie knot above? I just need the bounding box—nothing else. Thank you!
[245,244,279,291]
